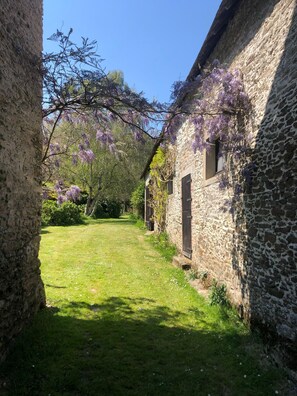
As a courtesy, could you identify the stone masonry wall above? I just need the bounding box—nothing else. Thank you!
[166,0,297,368]
[0,0,45,362]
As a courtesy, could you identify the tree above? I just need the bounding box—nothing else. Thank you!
[53,118,153,215]
[42,30,166,171]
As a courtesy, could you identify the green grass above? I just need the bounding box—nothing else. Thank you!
[1,218,287,395]
[148,231,177,262]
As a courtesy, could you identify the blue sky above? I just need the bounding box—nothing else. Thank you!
[43,1,222,103]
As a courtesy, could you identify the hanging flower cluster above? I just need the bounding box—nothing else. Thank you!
[167,60,251,152]
[165,60,254,212]
[53,180,81,205]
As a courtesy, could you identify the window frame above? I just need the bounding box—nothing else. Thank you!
[202,138,226,186]
[167,178,173,195]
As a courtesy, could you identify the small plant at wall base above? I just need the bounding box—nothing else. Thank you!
[148,232,177,262]
[187,269,199,281]
[209,280,230,307]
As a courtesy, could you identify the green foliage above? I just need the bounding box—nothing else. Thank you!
[209,280,230,307]
[149,147,168,232]
[128,213,146,229]
[187,269,198,281]
[107,200,122,218]
[92,202,110,219]
[42,200,84,226]
[198,271,209,282]
[128,212,140,221]
[148,231,177,262]
[41,200,56,226]
[130,180,145,217]
[92,200,122,219]
[51,119,154,217]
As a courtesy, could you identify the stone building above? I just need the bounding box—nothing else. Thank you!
[0,1,45,362]
[144,0,297,369]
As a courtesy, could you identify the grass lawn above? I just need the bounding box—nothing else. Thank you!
[1,218,288,395]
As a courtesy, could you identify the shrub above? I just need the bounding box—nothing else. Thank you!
[130,181,145,218]
[92,202,109,219]
[92,200,122,219]
[209,280,230,307]
[41,200,57,226]
[42,200,84,226]
[107,200,122,218]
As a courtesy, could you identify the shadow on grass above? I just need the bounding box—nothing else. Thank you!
[40,228,50,234]
[40,218,137,232]
[1,297,284,396]
[91,217,137,225]
[45,284,67,289]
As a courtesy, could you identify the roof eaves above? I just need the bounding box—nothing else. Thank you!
[140,136,164,179]
[140,0,242,179]
[187,0,241,82]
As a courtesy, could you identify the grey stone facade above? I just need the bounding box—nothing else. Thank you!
[165,0,297,368]
[0,0,45,362]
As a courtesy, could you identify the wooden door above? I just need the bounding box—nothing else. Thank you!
[182,174,192,258]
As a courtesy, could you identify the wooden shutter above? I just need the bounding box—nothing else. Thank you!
[181,174,192,258]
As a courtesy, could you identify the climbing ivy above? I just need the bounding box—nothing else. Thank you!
[148,146,175,232]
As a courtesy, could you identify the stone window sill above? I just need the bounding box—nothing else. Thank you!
[201,171,223,187]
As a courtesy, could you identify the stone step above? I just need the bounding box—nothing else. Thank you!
[172,255,192,271]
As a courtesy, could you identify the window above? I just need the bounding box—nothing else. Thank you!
[167,179,173,195]
[205,138,225,180]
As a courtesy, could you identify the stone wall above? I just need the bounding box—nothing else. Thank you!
[166,0,297,368]
[0,0,45,362]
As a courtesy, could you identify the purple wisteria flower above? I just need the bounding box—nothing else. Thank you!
[133,129,145,144]
[164,123,177,144]
[96,129,114,146]
[212,59,220,68]
[202,75,215,93]
[81,133,90,148]
[65,185,81,202]
[42,190,48,200]
[57,194,67,205]
[78,148,95,163]
[105,98,114,107]
[72,153,78,166]
[54,180,64,192]
[50,142,60,155]
[62,111,73,123]
[192,133,205,153]
[219,174,229,190]
[108,143,119,158]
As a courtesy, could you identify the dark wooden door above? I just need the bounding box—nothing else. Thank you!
[182,174,192,258]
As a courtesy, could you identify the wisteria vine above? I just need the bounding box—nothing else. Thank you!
[165,60,254,212]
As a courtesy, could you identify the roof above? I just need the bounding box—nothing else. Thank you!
[187,0,241,81]
[141,0,241,179]
[140,136,163,179]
